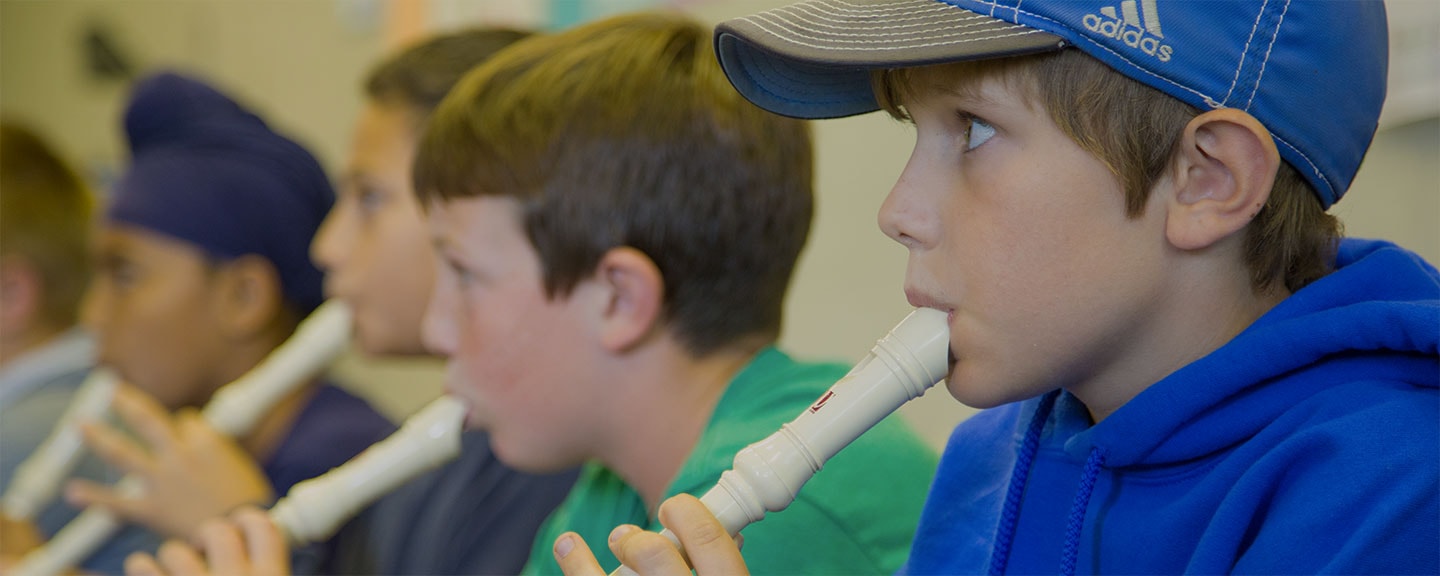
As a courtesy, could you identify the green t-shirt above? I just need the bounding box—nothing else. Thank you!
[523,347,939,575]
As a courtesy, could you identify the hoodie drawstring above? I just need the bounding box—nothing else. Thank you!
[988,390,1060,576]
[1060,447,1107,576]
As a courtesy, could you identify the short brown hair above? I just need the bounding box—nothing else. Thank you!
[365,27,533,118]
[873,50,1339,294]
[0,120,94,327]
[414,12,814,355]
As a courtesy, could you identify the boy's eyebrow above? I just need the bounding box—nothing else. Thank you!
[336,170,374,192]
[93,250,129,269]
[928,81,1001,108]
[429,232,457,254]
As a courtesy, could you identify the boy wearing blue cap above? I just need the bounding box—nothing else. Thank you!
[35,71,395,573]
[555,0,1440,574]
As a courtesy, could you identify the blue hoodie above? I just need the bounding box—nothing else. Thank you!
[902,239,1439,575]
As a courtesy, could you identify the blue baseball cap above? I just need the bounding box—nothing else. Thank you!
[715,0,1389,208]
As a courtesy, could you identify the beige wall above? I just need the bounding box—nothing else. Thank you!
[3,1,1435,450]
[0,0,382,182]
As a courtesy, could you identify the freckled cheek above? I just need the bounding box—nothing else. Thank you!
[453,316,519,396]
[454,350,534,427]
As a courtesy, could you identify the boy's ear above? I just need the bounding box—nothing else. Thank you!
[210,255,284,340]
[591,247,664,353]
[1164,108,1280,251]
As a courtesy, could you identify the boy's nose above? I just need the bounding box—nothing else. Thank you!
[310,206,348,274]
[879,161,931,251]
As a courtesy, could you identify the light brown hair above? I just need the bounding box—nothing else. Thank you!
[365,28,533,119]
[873,50,1339,293]
[0,120,95,327]
[413,12,815,355]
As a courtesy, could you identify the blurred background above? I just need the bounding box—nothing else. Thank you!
[3,0,1436,450]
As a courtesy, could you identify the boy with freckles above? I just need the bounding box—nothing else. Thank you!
[556,0,1440,574]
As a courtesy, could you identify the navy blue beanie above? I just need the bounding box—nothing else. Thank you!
[109,71,333,316]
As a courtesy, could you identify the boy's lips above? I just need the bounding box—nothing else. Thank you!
[904,288,955,321]
[905,287,960,372]
[455,397,475,420]
[321,287,356,313]
[441,388,476,419]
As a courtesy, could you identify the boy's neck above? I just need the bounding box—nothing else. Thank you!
[1072,259,1290,424]
[205,328,316,461]
[598,338,767,515]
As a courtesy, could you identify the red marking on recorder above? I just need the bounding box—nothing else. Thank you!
[809,391,835,413]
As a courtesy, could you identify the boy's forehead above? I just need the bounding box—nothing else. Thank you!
[424,195,522,244]
[905,64,1021,103]
[96,224,211,272]
[100,224,181,254]
[884,61,1041,118]
[423,200,459,243]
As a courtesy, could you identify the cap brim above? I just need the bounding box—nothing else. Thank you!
[716,0,1064,119]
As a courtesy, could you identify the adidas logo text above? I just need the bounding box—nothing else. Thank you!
[1083,0,1173,62]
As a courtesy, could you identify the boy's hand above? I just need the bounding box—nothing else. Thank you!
[0,512,44,567]
[123,507,289,576]
[66,384,273,539]
[555,494,749,576]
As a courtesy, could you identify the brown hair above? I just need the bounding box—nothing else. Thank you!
[0,120,95,327]
[414,12,814,355]
[873,50,1339,293]
[365,28,533,118]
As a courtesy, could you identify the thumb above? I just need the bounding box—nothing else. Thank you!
[554,532,609,576]
[233,507,290,576]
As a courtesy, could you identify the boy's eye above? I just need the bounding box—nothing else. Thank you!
[104,262,138,289]
[965,116,995,151]
[443,256,477,285]
[357,186,386,214]
[340,177,387,216]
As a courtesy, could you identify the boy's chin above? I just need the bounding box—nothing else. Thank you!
[460,408,484,430]
[353,334,390,357]
[351,317,419,357]
[943,376,1025,410]
[488,436,575,475]
[356,335,430,358]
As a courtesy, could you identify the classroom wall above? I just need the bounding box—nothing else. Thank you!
[3,0,1435,450]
